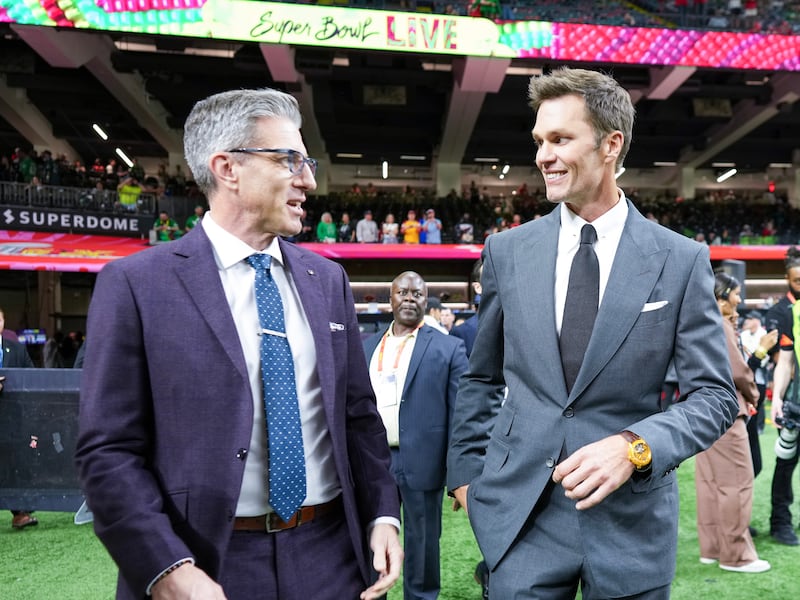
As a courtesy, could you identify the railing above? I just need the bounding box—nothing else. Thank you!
[0,181,158,215]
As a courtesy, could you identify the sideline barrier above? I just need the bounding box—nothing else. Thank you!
[0,368,84,512]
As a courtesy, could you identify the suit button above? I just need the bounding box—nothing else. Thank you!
[563,407,574,418]
[546,457,555,468]
[236,448,248,460]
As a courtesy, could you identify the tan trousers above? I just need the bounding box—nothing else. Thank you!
[695,417,758,566]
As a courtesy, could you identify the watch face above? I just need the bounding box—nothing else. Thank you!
[629,439,652,468]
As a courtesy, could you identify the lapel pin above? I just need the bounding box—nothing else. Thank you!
[307,269,315,276]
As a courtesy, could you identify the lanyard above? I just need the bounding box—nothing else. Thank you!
[377,324,421,373]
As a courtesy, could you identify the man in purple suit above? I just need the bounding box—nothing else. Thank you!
[76,88,402,600]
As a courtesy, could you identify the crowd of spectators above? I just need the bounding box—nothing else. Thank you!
[291,183,800,248]
[0,148,201,202]
[4,148,800,248]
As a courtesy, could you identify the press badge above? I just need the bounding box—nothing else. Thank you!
[377,373,399,408]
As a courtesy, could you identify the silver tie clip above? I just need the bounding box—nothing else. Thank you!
[259,328,287,338]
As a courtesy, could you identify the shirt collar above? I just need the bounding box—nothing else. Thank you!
[387,320,422,338]
[559,189,628,240]
[201,212,284,270]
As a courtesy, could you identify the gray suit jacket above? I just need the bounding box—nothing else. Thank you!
[447,200,738,597]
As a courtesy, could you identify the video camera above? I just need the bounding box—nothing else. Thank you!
[775,400,800,460]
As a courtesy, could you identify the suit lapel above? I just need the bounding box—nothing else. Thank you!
[403,325,433,396]
[280,240,335,412]
[569,205,668,400]
[171,228,249,382]
[513,211,566,396]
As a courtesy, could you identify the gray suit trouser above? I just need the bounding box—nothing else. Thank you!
[490,479,670,600]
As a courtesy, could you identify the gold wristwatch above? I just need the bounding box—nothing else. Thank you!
[620,430,652,471]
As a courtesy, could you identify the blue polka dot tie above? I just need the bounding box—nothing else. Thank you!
[246,253,307,522]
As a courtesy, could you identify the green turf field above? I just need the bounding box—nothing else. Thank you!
[2,426,796,599]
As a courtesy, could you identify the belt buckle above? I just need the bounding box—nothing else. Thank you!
[265,511,297,533]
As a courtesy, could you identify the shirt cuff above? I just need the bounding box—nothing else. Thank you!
[145,557,195,596]
[370,516,401,532]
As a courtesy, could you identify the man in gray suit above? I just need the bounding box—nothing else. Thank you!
[447,68,739,599]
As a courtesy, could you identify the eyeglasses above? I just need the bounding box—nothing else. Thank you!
[227,148,318,176]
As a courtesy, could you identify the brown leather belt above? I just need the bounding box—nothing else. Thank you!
[233,496,342,533]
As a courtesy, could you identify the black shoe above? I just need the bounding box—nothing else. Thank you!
[474,561,489,599]
[749,525,758,537]
[771,527,800,546]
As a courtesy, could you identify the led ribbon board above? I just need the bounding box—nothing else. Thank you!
[0,1,798,68]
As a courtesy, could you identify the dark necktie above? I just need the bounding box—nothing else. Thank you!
[559,224,599,394]
[246,253,307,522]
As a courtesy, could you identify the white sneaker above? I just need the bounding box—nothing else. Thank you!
[699,557,718,565]
[719,559,771,573]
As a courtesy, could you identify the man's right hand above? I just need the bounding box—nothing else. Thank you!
[452,485,469,516]
[152,563,226,600]
[772,396,784,426]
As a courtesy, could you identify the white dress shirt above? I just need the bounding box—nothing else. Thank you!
[368,322,419,447]
[202,214,339,516]
[555,193,628,334]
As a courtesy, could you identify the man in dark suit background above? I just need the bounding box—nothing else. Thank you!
[364,271,468,600]
[76,88,401,600]
[0,306,37,529]
[450,259,483,358]
[448,68,738,599]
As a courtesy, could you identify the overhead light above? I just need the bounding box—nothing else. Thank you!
[381,160,388,180]
[716,168,737,183]
[712,162,736,168]
[769,162,793,168]
[336,153,363,159]
[653,161,677,167]
[506,66,543,76]
[92,123,108,140]
[474,157,500,163]
[184,46,237,58]
[400,155,426,161]
[332,56,350,67]
[615,167,626,179]
[421,62,452,72]
[502,164,510,175]
[499,174,506,180]
[115,148,134,168]
[113,40,236,58]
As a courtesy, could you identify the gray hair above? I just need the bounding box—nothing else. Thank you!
[528,68,634,170]
[183,88,302,196]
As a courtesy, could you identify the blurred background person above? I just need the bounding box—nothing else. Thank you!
[739,310,776,477]
[0,306,37,529]
[337,211,355,243]
[695,272,770,573]
[382,213,399,244]
[316,211,337,243]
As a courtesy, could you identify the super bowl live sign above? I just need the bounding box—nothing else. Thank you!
[196,0,512,57]
[2,207,147,237]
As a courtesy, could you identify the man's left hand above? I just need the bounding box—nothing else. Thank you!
[360,523,403,600]
[552,435,635,510]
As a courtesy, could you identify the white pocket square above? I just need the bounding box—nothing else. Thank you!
[642,300,669,312]
[329,322,345,331]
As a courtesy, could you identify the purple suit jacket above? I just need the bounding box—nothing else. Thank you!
[75,226,399,599]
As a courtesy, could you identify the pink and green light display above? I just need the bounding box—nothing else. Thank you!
[1,0,798,71]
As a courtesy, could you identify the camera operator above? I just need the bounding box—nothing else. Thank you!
[765,246,800,545]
